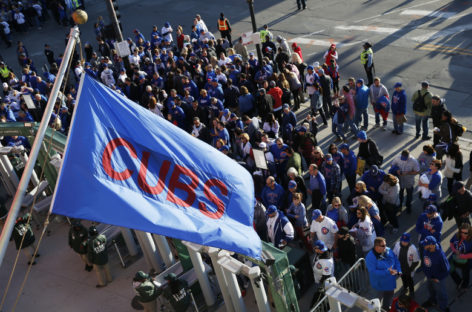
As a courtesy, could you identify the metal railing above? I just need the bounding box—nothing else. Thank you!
[310,258,370,312]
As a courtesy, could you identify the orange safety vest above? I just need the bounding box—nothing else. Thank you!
[218,19,228,31]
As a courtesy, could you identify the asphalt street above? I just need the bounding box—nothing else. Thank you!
[0,0,471,311]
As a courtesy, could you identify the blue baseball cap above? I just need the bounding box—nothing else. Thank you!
[288,180,297,189]
[400,233,411,243]
[428,194,437,202]
[297,126,307,133]
[370,165,379,175]
[422,235,437,246]
[313,240,328,252]
[394,82,402,88]
[307,65,314,70]
[339,143,349,150]
[356,78,364,85]
[312,209,322,220]
[266,205,277,215]
[426,204,437,214]
[357,130,367,140]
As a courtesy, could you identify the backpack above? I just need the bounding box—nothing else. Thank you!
[413,90,428,112]
[439,195,456,220]
[451,120,466,137]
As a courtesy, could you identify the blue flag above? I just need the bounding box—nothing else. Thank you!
[52,75,261,258]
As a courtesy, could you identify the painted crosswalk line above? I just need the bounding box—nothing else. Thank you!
[400,9,457,19]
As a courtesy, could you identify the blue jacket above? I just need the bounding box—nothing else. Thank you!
[422,244,449,280]
[366,247,401,291]
[361,170,386,191]
[268,211,294,247]
[208,84,224,101]
[355,85,370,110]
[282,111,297,129]
[309,172,327,196]
[261,183,285,208]
[415,213,443,242]
[391,89,407,115]
[238,94,255,115]
[342,150,357,177]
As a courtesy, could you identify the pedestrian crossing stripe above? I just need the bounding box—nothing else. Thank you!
[335,25,398,34]
[416,43,472,56]
[400,9,457,19]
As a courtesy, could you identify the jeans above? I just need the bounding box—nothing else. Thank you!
[376,290,394,310]
[427,278,448,310]
[450,258,471,288]
[393,114,404,133]
[415,114,429,138]
[355,108,368,129]
[332,122,345,140]
[344,117,359,135]
[399,187,413,212]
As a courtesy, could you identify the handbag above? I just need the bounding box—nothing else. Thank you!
[356,158,366,176]
[395,114,407,123]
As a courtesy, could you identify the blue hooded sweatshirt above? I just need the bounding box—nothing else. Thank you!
[422,244,449,280]
[391,89,407,115]
[415,213,443,242]
[342,150,357,177]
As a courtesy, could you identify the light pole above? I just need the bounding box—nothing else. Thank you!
[247,0,263,68]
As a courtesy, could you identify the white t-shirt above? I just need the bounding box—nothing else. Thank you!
[310,216,338,249]
[312,257,334,284]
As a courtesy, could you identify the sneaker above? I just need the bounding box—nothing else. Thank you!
[96,284,106,288]
[334,137,342,143]
[374,124,380,128]
[382,125,387,131]
[392,130,398,134]
[415,134,421,139]
[422,135,432,140]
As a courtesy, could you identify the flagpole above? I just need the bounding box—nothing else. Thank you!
[0,26,81,267]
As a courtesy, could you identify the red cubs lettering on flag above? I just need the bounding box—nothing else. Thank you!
[101,137,229,219]
[52,75,261,258]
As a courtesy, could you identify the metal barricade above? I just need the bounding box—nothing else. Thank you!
[310,258,370,312]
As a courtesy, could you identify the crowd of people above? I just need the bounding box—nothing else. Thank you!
[0,0,85,49]
[3,8,472,312]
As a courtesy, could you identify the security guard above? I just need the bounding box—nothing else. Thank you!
[12,213,39,265]
[360,42,374,86]
[68,220,92,271]
[0,61,11,83]
[260,24,272,43]
[133,271,161,312]
[217,13,232,47]
[87,226,112,288]
[163,273,191,312]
